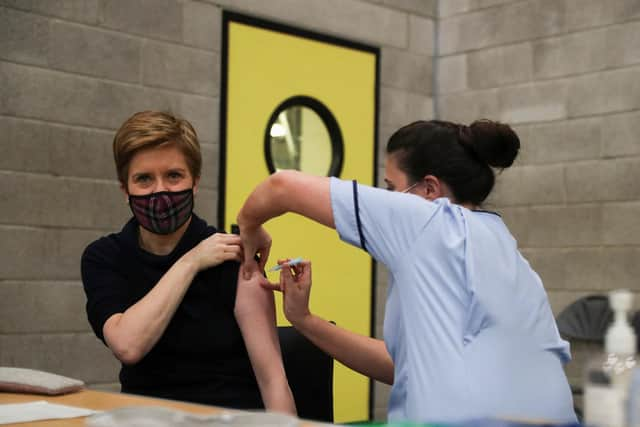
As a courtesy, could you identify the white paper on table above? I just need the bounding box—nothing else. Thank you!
[0,400,98,424]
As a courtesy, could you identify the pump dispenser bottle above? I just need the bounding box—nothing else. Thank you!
[584,290,637,427]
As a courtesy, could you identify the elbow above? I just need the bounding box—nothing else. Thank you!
[269,170,296,198]
[237,170,294,226]
[109,345,144,365]
[112,345,144,366]
[114,350,143,365]
[102,315,148,365]
[105,335,145,365]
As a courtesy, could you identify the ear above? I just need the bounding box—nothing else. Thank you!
[422,175,445,201]
[192,176,200,196]
[120,182,129,203]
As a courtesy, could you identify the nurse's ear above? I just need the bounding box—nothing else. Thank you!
[422,175,448,201]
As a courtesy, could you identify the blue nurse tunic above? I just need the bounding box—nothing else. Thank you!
[330,178,576,423]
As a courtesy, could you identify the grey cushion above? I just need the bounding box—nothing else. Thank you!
[0,367,84,395]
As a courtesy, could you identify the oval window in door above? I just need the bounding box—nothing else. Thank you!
[264,96,343,177]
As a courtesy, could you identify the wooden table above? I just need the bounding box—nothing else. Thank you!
[0,389,228,426]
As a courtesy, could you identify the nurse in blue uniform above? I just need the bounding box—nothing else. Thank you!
[237,119,576,423]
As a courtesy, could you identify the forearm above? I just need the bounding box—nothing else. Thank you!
[295,314,394,385]
[259,377,297,414]
[243,324,296,415]
[104,256,198,364]
[235,276,296,414]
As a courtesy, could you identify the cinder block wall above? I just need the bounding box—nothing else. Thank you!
[0,0,435,420]
[438,0,640,395]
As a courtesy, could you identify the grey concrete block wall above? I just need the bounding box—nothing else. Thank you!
[439,0,640,410]
[0,0,435,421]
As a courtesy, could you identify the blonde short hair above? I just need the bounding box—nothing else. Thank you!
[113,111,202,185]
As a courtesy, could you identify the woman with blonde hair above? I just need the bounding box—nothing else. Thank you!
[81,111,295,413]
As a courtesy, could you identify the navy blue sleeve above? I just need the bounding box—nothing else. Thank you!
[202,226,241,313]
[81,239,132,343]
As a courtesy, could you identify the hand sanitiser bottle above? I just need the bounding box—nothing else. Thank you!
[584,290,637,427]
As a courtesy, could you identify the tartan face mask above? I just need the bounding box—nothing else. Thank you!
[128,188,194,235]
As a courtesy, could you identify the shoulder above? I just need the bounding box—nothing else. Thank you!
[82,234,121,263]
[415,199,467,246]
[190,213,220,241]
[331,177,439,216]
[80,232,128,291]
[81,222,134,268]
[465,209,516,246]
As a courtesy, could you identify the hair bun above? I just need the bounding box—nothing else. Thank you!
[467,119,520,168]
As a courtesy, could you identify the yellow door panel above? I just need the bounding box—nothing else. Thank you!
[221,13,379,423]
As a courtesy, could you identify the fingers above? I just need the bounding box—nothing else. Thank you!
[242,250,255,267]
[280,264,294,282]
[212,238,243,263]
[274,259,309,281]
[291,262,303,277]
[279,267,286,293]
[222,247,242,262]
[242,259,260,280]
[258,244,270,272]
[260,279,282,292]
[215,233,242,244]
[224,244,242,255]
[206,233,243,252]
[288,260,310,280]
[251,273,280,291]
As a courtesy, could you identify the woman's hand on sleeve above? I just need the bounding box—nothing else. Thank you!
[185,233,243,271]
[234,267,296,415]
[101,233,241,366]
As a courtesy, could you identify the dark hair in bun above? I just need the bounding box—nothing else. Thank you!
[467,119,520,168]
[386,119,520,205]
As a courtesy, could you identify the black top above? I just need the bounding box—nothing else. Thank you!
[81,214,263,409]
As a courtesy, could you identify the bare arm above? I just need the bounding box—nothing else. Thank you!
[238,170,334,229]
[103,233,242,365]
[237,170,334,271]
[103,257,196,365]
[297,315,393,385]
[280,261,394,385]
[234,269,296,414]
